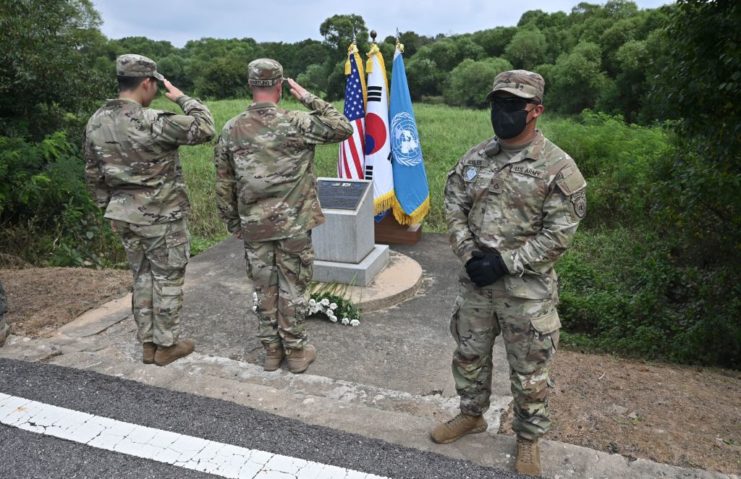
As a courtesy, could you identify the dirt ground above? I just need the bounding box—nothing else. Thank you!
[1,267,739,475]
[499,348,741,475]
[0,267,131,337]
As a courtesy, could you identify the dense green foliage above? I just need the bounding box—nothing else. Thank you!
[0,0,110,139]
[0,0,738,368]
[0,132,123,266]
[0,0,123,266]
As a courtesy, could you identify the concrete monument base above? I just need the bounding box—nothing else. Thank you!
[312,244,389,287]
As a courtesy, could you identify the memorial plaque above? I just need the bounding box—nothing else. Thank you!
[317,180,370,211]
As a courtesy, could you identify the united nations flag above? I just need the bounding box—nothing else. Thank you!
[389,42,429,225]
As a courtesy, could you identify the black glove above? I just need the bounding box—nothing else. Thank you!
[465,250,508,287]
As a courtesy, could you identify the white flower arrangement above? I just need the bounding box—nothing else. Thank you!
[307,282,360,327]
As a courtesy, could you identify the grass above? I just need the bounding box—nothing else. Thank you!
[154,96,535,252]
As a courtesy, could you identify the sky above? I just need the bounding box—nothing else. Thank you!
[92,0,674,47]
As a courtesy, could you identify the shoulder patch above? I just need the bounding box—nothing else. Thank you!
[571,190,587,218]
[555,166,587,195]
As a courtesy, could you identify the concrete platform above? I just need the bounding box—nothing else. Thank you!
[312,244,389,286]
[340,250,423,313]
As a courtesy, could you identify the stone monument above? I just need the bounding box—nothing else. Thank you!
[311,178,389,286]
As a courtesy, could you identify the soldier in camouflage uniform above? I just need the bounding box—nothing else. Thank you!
[431,70,587,476]
[214,59,352,374]
[84,54,215,366]
[0,281,8,347]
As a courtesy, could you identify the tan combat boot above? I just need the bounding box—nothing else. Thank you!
[263,343,285,371]
[154,339,195,366]
[430,413,488,444]
[286,344,316,374]
[515,436,542,476]
[142,342,157,364]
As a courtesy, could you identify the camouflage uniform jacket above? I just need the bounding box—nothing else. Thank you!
[214,93,353,242]
[445,130,587,299]
[84,96,215,225]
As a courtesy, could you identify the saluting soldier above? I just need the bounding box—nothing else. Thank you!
[431,70,587,477]
[214,58,352,374]
[84,54,215,366]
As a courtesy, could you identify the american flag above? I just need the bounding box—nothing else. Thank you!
[338,50,366,179]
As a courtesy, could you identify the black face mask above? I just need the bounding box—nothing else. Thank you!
[490,97,531,139]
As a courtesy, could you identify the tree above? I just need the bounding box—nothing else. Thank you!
[598,15,643,75]
[547,42,609,114]
[648,0,740,265]
[319,14,369,58]
[158,54,192,91]
[382,31,434,58]
[290,40,330,76]
[605,39,649,121]
[443,57,513,108]
[504,27,547,70]
[193,54,248,99]
[109,37,177,61]
[319,14,369,100]
[0,0,110,138]
[297,64,328,95]
[471,27,517,57]
[424,39,460,71]
[517,9,550,28]
[406,57,444,99]
[455,37,486,62]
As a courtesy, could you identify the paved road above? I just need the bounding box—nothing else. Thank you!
[0,358,524,479]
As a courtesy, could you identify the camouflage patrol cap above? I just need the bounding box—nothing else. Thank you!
[116,54,164,81]
[248,58,283,87]
[486,69,545,103]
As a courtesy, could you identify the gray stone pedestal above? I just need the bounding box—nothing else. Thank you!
[311,178,389,286]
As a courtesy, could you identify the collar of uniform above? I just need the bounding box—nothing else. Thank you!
[248,101,277,111]
[495,130,545,167]
[520,130,545,161]
[108,98,141,106]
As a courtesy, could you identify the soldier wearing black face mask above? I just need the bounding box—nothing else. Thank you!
[434,70,587,477]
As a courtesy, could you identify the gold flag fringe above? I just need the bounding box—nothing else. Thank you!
[373,190,396,216]
[391,195,430,225]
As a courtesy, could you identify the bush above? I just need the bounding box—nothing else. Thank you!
[540,111,671,227]
[443,57,513,108]
[0,132,123,267]
[558,228,740,369]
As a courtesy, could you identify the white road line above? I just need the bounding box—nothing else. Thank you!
[0,392,389,479]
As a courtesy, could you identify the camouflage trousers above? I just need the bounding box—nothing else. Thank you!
[114,219,190,347]
[450,277,560,441]
[244,232,313,351]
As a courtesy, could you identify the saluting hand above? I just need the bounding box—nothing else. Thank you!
[286,78,309,101]
[163,79,184,102]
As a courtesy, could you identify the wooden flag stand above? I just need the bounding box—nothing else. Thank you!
[374,214,422,245]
